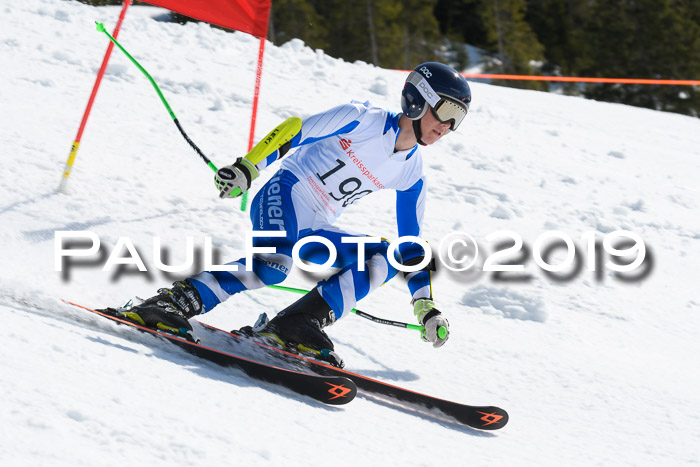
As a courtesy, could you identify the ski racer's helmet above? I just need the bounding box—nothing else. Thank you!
[401,62,471,134]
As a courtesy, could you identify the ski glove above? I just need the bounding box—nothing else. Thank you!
[215,157,259,198]
[413,299,450,348]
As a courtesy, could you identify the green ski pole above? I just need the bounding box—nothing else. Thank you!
[266,284,447,339]
[95,22,218,173]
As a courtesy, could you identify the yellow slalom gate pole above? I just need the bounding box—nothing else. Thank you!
[58,0,131,193]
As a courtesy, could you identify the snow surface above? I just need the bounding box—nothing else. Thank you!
[2,1,700,465]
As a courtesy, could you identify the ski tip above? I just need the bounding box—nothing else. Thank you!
[320,377,357,405]
[473,407,509,430]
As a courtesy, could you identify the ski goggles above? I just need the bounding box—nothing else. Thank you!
[406,71,469,131]
[429,97,469,131]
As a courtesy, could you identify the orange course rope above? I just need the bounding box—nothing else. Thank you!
[396,69,699,85]
[459,73,700,85]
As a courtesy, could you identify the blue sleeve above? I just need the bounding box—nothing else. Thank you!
[256,103,364,170]
[396,177,432,300]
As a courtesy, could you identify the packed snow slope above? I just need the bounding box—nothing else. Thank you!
[2,1,699,465]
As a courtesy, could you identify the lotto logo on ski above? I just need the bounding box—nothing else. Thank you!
[325,382,353,400]
[477,411,504,427]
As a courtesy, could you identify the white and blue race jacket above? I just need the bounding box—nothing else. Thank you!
[259,100,427,244]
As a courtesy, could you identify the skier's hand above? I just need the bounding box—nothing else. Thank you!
[413,299,450,348]
[215,158,259,198]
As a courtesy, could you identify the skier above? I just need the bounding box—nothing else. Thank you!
[106,62,471,365]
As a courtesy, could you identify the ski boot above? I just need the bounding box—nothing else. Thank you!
[240,288,344,368]
[100,280,202,342]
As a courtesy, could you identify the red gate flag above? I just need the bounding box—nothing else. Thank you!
[140,0,271,38]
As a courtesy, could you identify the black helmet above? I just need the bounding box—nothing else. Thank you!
[401,62,471,132]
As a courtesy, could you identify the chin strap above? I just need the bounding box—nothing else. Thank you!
[412,119,427,146]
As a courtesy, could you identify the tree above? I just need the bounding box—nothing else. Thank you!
[307,0,440,70]
[395,0,442,69]
[525,0,586,76]
[434,0,486,48]
[578,0,700,116]
[269,0,328,51]
[479,0,546,89]
[365,0,404,67]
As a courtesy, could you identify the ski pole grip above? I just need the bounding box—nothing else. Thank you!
[437,326,448,340]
